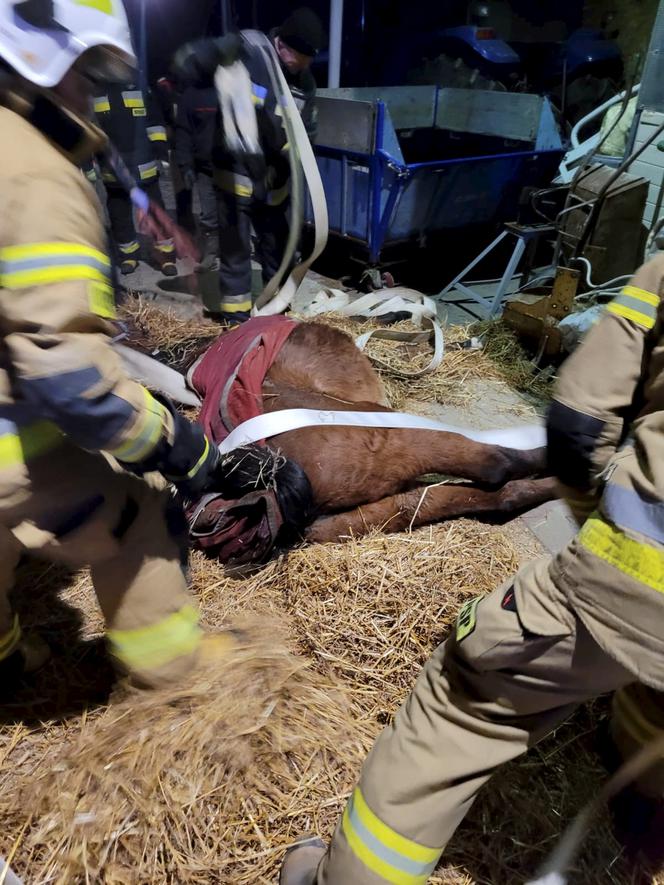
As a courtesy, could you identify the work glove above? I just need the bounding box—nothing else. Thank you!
[182,167,197,191]
[124,398,220,500]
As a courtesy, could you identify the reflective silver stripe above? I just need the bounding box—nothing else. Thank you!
[611,293,658,321]
[1,253,109,276]
[215,170,253,197]
[147,125,167,140]
[603,482,664,545]
[138,161,159,180]
[346,792,438,879]
[122,90,144,108]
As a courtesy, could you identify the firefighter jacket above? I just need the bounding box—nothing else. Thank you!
[93,82,168,186]
[174,32,317,205]
[546,254,664,683]
[0,95,216,503]
[174,84,218,176]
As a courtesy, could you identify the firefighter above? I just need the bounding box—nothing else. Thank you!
[280,255,664,884]
[174,81,220,272]
[94,80,176,276]
[0,0,230,689]
[173,7,325,324]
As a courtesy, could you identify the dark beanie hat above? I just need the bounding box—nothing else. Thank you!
[278,7,326,57]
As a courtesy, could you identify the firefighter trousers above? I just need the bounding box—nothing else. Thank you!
[106,179,174,263]
[316,556,637,884]
[0,442,200,688]
[209,188,290,318]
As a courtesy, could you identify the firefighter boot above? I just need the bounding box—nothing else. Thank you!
[279,837,327,885]
[195,231,220,273]
[156,242,178,277]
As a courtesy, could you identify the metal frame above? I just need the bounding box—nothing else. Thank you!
[308,87,564,267]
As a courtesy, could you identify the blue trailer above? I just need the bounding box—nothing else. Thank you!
[306,86,564,269]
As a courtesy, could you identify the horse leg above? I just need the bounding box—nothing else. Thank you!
[306,477,557,543]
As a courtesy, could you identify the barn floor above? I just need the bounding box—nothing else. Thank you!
[122,256,577,561]
[3,263,659,883]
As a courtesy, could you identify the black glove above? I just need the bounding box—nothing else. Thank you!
[128,398,220,499]
[172,35,243,86]
[182,167,196,190]
[214,32,243,67]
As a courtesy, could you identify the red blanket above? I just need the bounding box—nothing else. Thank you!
[189,315,298,443]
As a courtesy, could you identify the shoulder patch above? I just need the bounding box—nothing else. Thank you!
[456,597,481,642]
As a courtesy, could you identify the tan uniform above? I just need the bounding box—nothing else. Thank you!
[0,102,212,686]
[314,256,664,883]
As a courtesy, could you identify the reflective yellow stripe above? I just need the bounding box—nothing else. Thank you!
[220,299,252,314]
[166,437,210,483]
[94,98,110,113]
[0,420,64,469]
[107,605,202,673]
[119,241,140,255]
[88,281,116,319]
[107,389,167,464]
[147,126,168,142]
[342,788,439,885]
[578,515,664,594]
[122,91,145,110]
[138,162,159,181]
[607,286,659,331]
[3,266,107,288]
[0,243,111,291]
[607,301,657,330]
[0,615,21,662]
[1,243,110,264]
[623,285,660,308]
[74,0,113,13]
[215,170,253,197]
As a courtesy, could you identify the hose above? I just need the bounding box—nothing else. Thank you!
[240,31,329,316]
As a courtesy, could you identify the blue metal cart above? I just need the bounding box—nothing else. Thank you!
[306,86,564,268]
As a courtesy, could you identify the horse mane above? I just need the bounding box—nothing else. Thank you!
[217,444,316,544]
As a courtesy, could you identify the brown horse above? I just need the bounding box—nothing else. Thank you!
[185,317,556,559]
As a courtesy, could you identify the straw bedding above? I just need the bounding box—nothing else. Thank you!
[0,299,658,883]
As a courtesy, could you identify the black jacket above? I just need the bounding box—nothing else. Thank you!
[173,32,317,189]
[93,83,169,185]
[174,85,219,174]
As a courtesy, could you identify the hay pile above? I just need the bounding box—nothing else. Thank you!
[119,298,220,371]
[293,311,553,411]
[119,297,551,412]
[0,522,654,884]
[0,298,655,883]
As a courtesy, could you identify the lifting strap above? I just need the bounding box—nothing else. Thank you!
[218,408,545,455]
[303,287,445,377]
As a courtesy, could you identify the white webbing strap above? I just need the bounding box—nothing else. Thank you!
[215,61,261,157]
[241,30,329,317]
[114,344,202,408]
[303,287,445,377]
[218,407,545,455]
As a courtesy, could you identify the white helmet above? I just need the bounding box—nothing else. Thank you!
[0,0,136,88]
